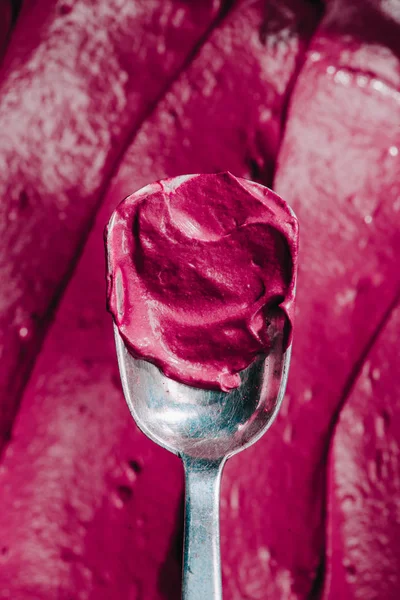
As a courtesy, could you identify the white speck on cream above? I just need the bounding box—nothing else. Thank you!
[303,388,313,402]
[258,546,270,563]
[172,8,185,27]
[336,288,356,308]
[334,70,351,86]
[310,51,321,62]
[19,327,29,338]
[157,41,166,55]
[260,108,272,122]
[372,368,381,381]
[356,75,369,88]
[372,79,386,93]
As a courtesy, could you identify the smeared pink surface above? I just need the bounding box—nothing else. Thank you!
[0,0,399,598]
[106,172,297,391]
[325,305,400,599]
[0,0,222,445]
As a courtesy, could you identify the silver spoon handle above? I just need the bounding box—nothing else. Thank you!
[182,457,225,600]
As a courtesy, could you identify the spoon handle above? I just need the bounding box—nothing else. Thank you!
[182,456,225,600]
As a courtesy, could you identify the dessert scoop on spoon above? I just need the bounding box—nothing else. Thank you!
[106,172,297,600]
[113,314,291,600]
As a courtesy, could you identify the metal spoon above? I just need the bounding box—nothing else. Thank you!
[113,311,291,600]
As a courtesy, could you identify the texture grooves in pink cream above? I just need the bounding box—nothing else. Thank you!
[0,0,226,449]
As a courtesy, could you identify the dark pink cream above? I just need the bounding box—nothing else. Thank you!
[106,172,298,391]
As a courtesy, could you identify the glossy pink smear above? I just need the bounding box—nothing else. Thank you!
[0,0,222,447]
[106,172,298,391]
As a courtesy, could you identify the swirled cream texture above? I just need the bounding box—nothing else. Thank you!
[106,172,298,391]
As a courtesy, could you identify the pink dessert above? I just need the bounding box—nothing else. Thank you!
[106,172,298,391]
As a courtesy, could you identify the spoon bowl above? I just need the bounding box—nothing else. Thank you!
[114,318,290,461]
[113,316,291,600]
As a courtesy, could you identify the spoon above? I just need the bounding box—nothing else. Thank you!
[113,310,291,600]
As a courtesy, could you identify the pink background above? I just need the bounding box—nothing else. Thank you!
[0,1,399,598]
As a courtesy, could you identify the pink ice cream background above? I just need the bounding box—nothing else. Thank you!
[0,1,399,599]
